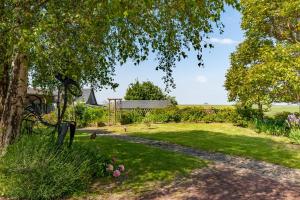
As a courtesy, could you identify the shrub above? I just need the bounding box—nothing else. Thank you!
[287,113,300,128]
[120,112,133,124]
[179,107,206,122]
[42,103,107,128]
[142,117,152,128]
[235,105,262,121]
[289,129,300,144]
[120,110,144,124]
[0,133,106,200]
[71,103,106,127]
[118,106,260,125]
[147,107,181,123]
[82,106,105,126]
[43,111,58,125]
[274,112,293,124]
[286,114,300,142]
[252,117,290,136]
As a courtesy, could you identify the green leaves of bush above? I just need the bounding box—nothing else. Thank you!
[66,103,106,127]
[119,106,257,125]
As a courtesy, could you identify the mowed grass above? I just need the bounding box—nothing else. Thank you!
[103,123,300,169]
[265,105,299,116]
[75,135,207,194]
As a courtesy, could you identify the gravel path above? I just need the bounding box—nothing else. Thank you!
[78,129,300,199]
[88,132,300,186]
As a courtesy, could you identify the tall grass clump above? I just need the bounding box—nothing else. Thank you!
[0,132,105,200]
[287,113,300,143]
[252,117,290,136]
[289,129,300,144]
[250,112,300,138]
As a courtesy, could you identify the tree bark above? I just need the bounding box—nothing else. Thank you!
[0,62,10,121]
[0,53,28,150]
[257,102,263,119]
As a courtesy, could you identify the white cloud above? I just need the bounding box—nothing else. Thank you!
[195,75,207,83]
[209,37,239,45]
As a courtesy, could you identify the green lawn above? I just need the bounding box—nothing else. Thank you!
[75,135,206,195]
[103,123,300,169]
[265,105,299,116]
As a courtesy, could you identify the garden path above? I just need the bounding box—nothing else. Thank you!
[82,129,300,200]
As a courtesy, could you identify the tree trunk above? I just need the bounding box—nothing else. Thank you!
[0,53,28,150]
[257,102,263,119]
[0,62,10,121]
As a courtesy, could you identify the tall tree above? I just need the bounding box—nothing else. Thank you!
[225,0,300,111]
[0,0,238,150]
[125,81,167,100]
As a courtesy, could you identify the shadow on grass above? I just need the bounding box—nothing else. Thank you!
[76,135,207,193]
[140,165,300,200]
[128,130,300,169]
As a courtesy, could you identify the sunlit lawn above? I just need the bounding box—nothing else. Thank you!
[75,135,207,196]
[265,105,299,116]
[103,123,300,169]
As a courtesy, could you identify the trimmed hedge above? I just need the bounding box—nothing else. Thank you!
[120,106,260,125]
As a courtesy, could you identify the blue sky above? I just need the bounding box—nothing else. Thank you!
[95,6,244,105]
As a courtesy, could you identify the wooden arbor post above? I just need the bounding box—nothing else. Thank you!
[108,98,122,125]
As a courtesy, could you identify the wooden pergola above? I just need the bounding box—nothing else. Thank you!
[107,98,122,125]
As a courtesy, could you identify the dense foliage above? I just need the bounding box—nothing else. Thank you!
[124,81,178,105]
[0,132,107,200]
[125,81,166,100]
[43,103,106,128]
[0,0,238,90]
[72,103,106,127]
[120,106,260,126]
[0,0,239,147]
[225,0,300,109]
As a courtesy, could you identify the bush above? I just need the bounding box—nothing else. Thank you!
[70,103,106,127]
[42,103,107,128]
[235,105,262,121]
[289,129,300,144]
[179,107,206,122]
[120,110,145,124]
[0,133,106,200]
[118,106,260,125]
[274,111,293,124]
[146,107,181,123]
[252,117,290,136]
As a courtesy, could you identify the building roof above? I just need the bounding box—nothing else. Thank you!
[75,88,98,105]
[117,100,171,109]
[27,87,98,105]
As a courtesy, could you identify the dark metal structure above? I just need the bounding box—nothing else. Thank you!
[22,73,82,147]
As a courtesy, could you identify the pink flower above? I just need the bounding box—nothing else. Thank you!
[118,164,125,172]
[113,169,121,177]
[106,164,114,172]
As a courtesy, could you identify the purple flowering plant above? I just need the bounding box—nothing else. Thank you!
[287,114,300,128]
